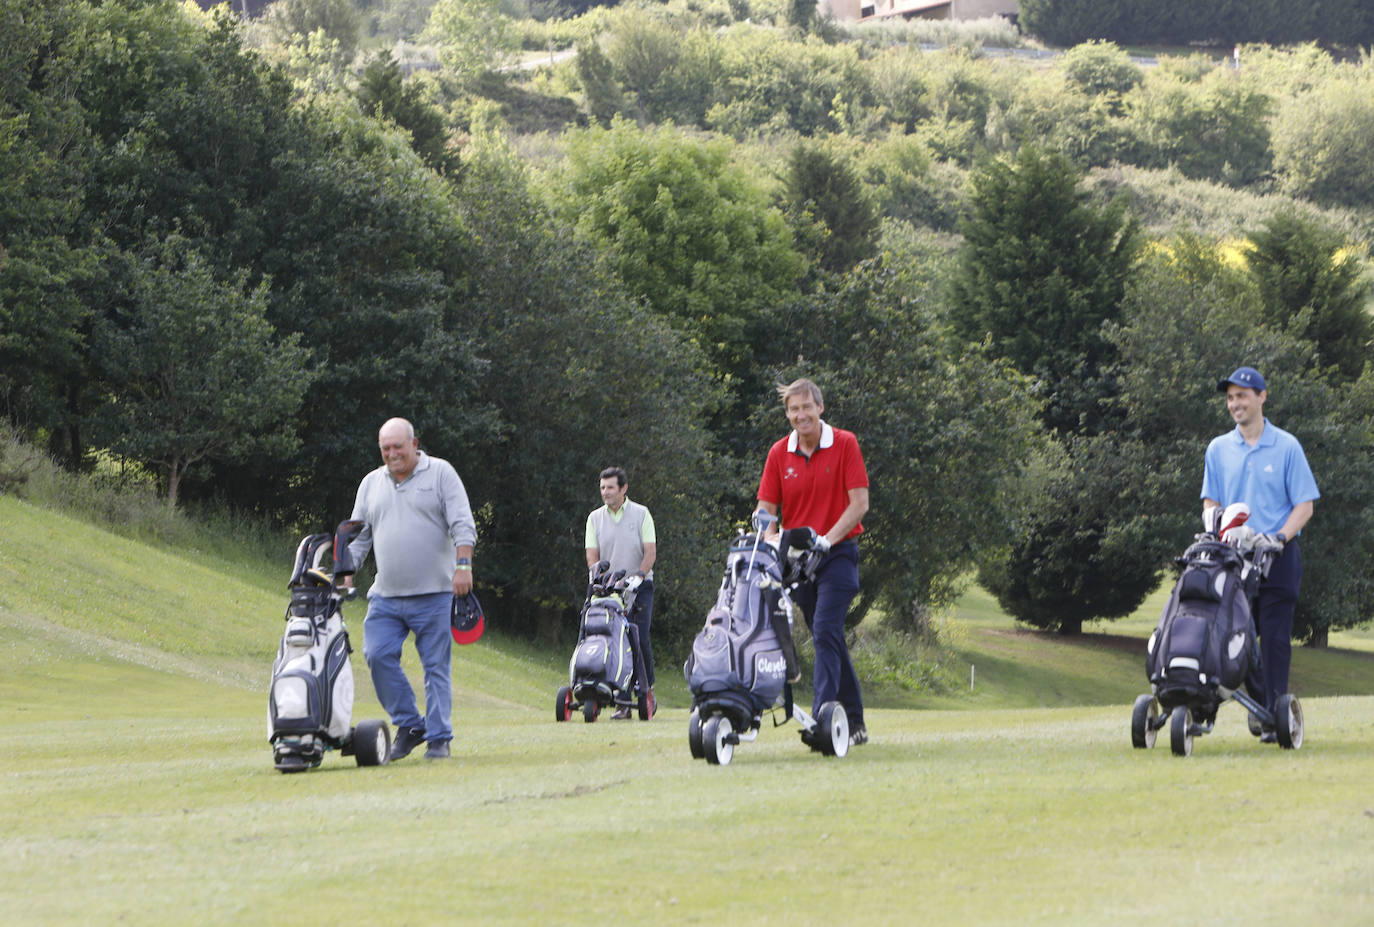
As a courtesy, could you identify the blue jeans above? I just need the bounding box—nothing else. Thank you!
[629,580,655,688]
[1255,539,1302,713]
[793,541,864,727]
[362,592,452,743]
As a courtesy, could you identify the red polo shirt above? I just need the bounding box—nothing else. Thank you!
[757,422,868,539]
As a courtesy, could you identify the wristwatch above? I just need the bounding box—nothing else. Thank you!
[456,557,472,571]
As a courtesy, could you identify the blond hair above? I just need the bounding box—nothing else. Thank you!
[776,378,823,406]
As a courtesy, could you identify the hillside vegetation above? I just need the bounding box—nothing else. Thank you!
[4,0,1373,660]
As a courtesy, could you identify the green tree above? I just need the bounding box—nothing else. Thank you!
[425,0,515,88]
[357,51,459,177]
[263,0,362,63]
[978,434,1174,635]
[573,39,624,127]
[779,140,880,275]
[1245,209,1373,384]
[453,134,730,648]
[92,238,314,506]
[0,0,98,463]
[556,119,804,380]
[1058,41,1142,100]
[947,146,1141,435]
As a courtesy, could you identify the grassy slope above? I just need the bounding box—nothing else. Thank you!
[3,495,1374,925]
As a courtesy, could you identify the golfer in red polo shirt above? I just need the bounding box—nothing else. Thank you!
[757,378,871,747]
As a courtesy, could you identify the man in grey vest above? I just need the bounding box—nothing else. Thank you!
[585,466,657,718]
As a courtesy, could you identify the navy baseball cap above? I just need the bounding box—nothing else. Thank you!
[1217,366,1267,393]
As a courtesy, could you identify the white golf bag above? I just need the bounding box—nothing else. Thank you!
[267,521,390,772]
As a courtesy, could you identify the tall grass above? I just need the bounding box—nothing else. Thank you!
[0,426,296,576]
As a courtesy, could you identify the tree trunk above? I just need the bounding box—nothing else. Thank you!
[167,460,182,508]
[1059,617,1083,636]
[1305,627,1329,648]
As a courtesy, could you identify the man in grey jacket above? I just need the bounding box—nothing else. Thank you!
[346,418,476,760]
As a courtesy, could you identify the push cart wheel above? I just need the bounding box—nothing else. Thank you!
[555,686,573,723]
[1247,710,1264,737]
[1169,705,1193,757]
[703,715,734,766]
[637,690,650,721]
[1131,694,1158,749]
[815,701,850,758]
[353,719,391,767]
[1275,694,1303,750]
[688,707,705,759]
[583,698,599,723]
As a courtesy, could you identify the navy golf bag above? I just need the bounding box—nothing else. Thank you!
[685,530,802,734]
[557,563,652,721]
[1146,537,1262,724]
[267,520,390,772]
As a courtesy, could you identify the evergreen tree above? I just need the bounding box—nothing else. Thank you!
[947,146,1141,435]
[1245,209,1373,384]
[779,141,880,276]
[357,52,459,178]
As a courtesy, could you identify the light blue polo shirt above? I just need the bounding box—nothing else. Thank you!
[1201,419,1320,535]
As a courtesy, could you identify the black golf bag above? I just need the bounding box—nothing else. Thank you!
[1146,537,1262,723]
[684,529,805,734]
[558,562,652,721]
[267,520,390,772]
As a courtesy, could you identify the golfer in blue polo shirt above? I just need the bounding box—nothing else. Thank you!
[1202,367,1319,737]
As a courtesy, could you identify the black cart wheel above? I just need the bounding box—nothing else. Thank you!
[1275,694,1304,749]
[688,708,705,759]
[353,719,391,767]
[1131,694,1158,749]
[555,686,573,723]
[815,701,850,758]
[637,690,651,721]
[1169,705,1193,757]
[583,698,599,723]
[703,714,733,766]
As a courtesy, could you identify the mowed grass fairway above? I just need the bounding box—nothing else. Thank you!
[3,496,1374,925]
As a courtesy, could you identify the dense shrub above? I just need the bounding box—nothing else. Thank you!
[1021,0,1374,48]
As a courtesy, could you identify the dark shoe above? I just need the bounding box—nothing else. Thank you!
[849,723,869,747]
[799,727,821,752]
[390,726,427,761]
[424,740,451,760]
[646,690,657,719]
[611,706,632,720]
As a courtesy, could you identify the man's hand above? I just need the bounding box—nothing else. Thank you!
[1255,532,1287,555]
[452,568,473,596]
[813,533,832,553]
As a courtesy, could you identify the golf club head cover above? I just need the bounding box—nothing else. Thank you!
[1218,502,1250,538]
[289,532,332,586]
[332,519,366,577]
[1203,506,1223,536]
[779,527,817,556]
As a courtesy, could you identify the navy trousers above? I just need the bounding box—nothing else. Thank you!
[793,541,864,727]
[1255,539,1302,713]
[628,580,654,689]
